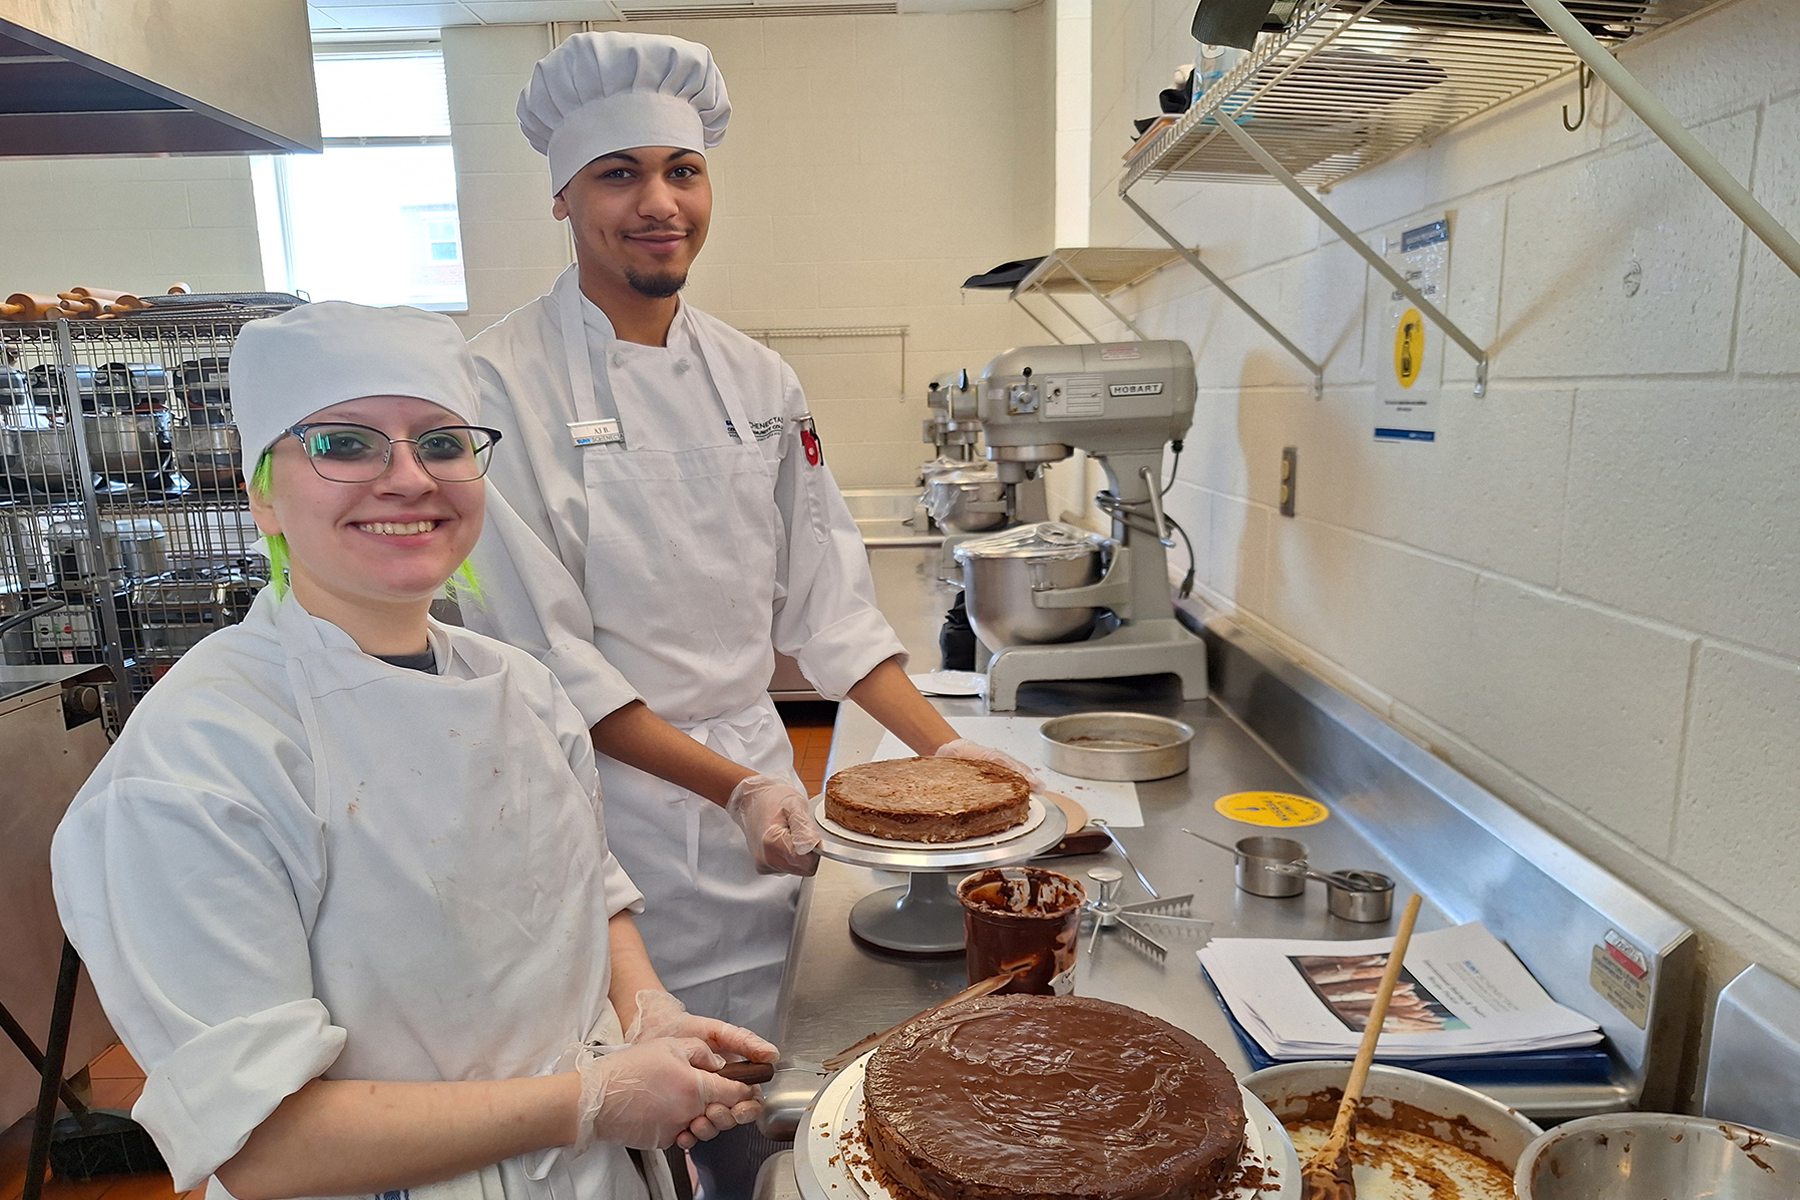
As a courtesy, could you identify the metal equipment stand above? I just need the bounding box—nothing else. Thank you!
[23,941,79,1200]
[814,802,1069,955]
[985,618,1207,713]
[848,873,969,956]
[1115,0,1800,396]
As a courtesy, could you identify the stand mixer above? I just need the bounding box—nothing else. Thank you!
[919,368,1047,582]
[971,339,1207,711]
[922,369,982,466]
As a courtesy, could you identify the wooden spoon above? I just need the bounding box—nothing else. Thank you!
[1299,891,1423,1200]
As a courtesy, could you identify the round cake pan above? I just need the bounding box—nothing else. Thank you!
[1038,712,1194,781]
[1245,1061,1542,1173]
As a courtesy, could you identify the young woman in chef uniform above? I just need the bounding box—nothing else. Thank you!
[50,302,771,1200]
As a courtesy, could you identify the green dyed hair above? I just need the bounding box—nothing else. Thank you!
[249,448,483,605]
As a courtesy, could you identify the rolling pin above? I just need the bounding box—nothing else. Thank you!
[59,287,148,316]
[1,293,66,321]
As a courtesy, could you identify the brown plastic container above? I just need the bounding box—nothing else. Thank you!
[956,866,1085,996]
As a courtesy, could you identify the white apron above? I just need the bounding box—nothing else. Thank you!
[551,268,801,1027]
[265,593,666,1200]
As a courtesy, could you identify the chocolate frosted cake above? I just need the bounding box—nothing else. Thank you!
[862,994,1246,1200]
[824,756,1030,843]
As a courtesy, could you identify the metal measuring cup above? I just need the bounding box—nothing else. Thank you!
[1183,829,1397,919]
[1183,829,1309,896]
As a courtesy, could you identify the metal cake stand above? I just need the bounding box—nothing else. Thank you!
[814,800,1069,955]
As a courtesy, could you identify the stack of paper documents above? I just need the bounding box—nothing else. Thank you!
[1198,922,1603,1060]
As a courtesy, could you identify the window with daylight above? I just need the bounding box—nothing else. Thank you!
[251,48,467,311]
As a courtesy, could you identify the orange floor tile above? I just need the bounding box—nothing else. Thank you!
[2,1045,201,1200]
[779,701,838,794]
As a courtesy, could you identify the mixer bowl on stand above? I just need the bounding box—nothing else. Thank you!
[955,522,1110,649]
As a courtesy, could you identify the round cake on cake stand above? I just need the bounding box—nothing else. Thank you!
[812,794,1068,954]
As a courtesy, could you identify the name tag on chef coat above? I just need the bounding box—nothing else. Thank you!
[568,419,624,448]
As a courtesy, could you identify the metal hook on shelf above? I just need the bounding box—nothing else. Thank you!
[1563,64,1591,132]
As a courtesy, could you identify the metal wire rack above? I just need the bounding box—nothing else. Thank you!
[1124,0,1722,191]
[0,312,281,725]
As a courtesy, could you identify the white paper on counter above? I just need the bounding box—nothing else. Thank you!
[870,714,1142,827]
[1198,922,1602,1058]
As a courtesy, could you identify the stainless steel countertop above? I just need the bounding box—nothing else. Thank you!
[768,547,1447,1122]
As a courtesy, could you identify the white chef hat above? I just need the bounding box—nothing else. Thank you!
[229,301,477,489]
[518,31,730,195]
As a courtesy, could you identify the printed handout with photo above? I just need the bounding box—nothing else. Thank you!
[1288,952,1470,1034]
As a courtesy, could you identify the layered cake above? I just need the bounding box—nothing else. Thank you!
[862,994,1247,1200]
[824,756,1030,843]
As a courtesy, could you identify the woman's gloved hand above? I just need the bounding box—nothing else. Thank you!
[934,738,1044,790]
[726,774,822,876]
[625,990,779,1066]
[569,1038,760,1152]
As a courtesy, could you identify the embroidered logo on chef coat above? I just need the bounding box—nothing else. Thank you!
[724,415,785,443]
[797,414,823,465]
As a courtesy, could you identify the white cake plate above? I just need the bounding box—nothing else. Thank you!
[794,1051,1300,1200]
[813,797,1068,954]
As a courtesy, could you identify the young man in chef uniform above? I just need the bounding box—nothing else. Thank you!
[463,32,1037,1196]
[52,303,775,1200]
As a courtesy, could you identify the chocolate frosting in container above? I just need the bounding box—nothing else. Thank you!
[863,994,1246,1200]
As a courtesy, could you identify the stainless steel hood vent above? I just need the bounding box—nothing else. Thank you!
[0,0,320,157]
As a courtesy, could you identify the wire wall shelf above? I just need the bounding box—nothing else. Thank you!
[1124,0,1723,192]
[0,312,283,724]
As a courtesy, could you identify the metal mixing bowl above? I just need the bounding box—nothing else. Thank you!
[1515,1113,1800,1199]
[923,464,1009,533]
[172,423,242,488]
[955,522,1108,648]
[1246,1061,1542,1171]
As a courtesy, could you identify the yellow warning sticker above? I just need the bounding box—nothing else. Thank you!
[1214,791,1331,828]
[1393,308,1425,389]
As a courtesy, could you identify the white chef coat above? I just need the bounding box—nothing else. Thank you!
[464,267,905,1025]
[52,586,650,1200]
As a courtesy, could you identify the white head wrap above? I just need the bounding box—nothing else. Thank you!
[229,301,477,489]
[518,31,730,195]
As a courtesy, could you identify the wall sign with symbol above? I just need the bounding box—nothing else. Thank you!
[1373,217,1450,443]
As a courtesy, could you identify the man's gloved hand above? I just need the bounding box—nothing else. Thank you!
[934,738,1044,790]
[569,1037,759,1152]
[625,990,779,1066]
[726,774,822,876]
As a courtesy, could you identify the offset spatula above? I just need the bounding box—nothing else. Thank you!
[822,970,1020,1071]
[1299,892,1423,1200]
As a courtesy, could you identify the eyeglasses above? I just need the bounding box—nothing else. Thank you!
[286,422,503,483]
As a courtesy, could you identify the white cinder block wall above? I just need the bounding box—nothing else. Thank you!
[444,12,1055,487]
[1073,0,1800,1095]
[0,156,264,297]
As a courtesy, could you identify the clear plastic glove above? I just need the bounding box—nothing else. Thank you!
[567,1037,760,1153]
[726,773,822,876]
[935,738,1044,790]
[625,990,780,1066]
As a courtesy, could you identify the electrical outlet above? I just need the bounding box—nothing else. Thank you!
[1279,447,1297,517]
